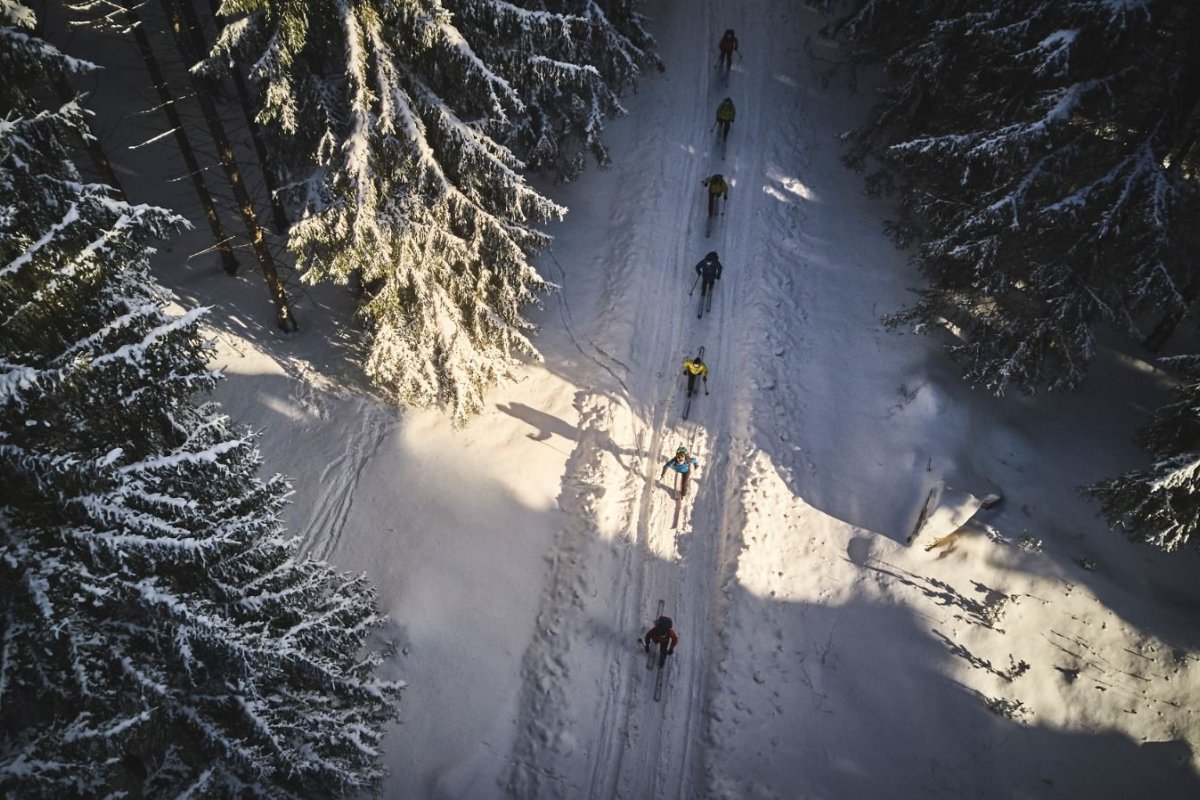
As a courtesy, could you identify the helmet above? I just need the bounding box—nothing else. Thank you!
[693,356,703,365]
[707,250,718,260]
[725,29,734,37]
[676,447,688,456]
[723,97,732,104]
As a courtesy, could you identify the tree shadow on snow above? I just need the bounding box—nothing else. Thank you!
[705,583,1200,799]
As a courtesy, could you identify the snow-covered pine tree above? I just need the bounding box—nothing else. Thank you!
[212,0,657,421]
[1088,356,1200,552]
[452,0,661,177]
[838,0,1200,394]
[0,6,400,796]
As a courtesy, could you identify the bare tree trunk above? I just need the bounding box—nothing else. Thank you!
[1144,278,1198,352]
[53,75,127,197]
[126,9,240,276]
[161,0,298,332]
[196,0,292,235]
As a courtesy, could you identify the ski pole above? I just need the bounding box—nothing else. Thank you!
[689,274,700,296]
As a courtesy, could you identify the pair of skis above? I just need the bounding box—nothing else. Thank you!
[697,286,714,319]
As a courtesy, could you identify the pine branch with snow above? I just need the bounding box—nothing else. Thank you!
[840,0,1200,394]
[1088,355,1200,552]
[1,7,400,795]
[213,0,657,420]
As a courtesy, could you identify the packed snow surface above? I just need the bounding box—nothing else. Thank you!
[78,0,1200,797]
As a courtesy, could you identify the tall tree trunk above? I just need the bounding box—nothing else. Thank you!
[1143,279,1198,352]
[197,0,292,235]
[125,9,240,277]
[53,75,126,197]
[161,0,298,332]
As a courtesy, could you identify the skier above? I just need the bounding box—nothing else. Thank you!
[682,353,709,398]
[661,447,699,497]
[643,615,678,668]
[717,29,739,73]
[695,251,723,303]
[714,97,736,143]
[702,173,728,220]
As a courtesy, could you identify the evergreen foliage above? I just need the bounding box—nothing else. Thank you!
[0,6,400,795]
[1087,356,1200,552]
[838,0,1200,393]
[213,0,658,421]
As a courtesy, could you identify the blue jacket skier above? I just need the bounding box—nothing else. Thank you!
[695,251,723,299]
[661,447,699,497]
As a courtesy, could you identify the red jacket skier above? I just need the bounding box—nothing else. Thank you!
[643,616,678,667]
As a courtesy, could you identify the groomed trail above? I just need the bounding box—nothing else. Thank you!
[506,2,801,797]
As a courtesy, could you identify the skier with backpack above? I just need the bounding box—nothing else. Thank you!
[661,446,700,498]
[695,251,723,314]
[643,616,678,668]
[717,29,738,73]
[702,173,729,221]
[714,97,736,143]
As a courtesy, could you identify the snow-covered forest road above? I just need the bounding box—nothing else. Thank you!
[77,0,1200,796]
[490,1,1200,798]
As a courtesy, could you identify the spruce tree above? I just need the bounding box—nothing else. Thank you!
[212,0,657,420]
[0,6,399,796]
[839,0,1200,393]
[1088,356,1200,552]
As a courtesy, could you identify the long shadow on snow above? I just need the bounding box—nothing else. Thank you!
[706,581,1200,799]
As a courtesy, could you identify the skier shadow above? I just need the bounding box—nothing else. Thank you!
[497,402,640,470]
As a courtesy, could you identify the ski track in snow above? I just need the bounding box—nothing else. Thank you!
[298,393,398,563]
[507,2,792,797]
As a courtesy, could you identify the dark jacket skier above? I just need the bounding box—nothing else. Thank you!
[644,616,679,667]
[695,251,723,298]
[718,29,738,71]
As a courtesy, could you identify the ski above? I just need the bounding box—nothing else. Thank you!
[706,290,713,313]
[704,213,713,238]
[720,136,727,161]
[671,477,683,529]
[652,600,667,701]
[646,600,664,670]
[697,291,705,319]
[682,393,692,420]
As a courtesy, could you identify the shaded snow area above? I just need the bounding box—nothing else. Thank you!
[90,1,1200,798]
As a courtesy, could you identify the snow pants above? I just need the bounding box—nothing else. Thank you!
[707,192,721,218]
